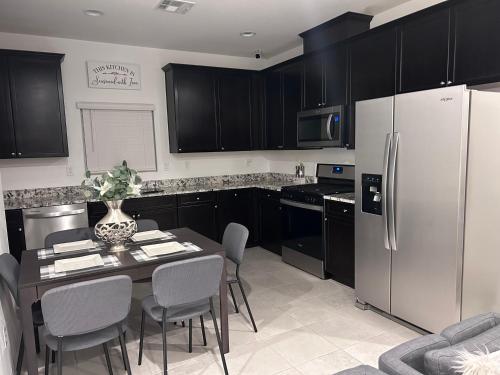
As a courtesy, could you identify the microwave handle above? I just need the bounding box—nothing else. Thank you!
[326,114,334,140]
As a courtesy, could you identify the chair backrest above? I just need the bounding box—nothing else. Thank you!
[41,275,132,337]
[44,227,96,248]
[152,255,223,309]
[222,223,249,265]
[0,253,20,306]
[136,219,159,232]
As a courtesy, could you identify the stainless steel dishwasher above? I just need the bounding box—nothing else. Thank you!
[23,203,89,250]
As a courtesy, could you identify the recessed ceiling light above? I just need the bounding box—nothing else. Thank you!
[84,9,104,17]
[240,31,256,38]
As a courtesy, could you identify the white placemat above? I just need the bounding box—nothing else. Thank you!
[40,255,120,280]
[130,242,202,262]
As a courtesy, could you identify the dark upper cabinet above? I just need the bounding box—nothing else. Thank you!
[250,73,266,150]
[303,55,324,109]
[350,27,397,102]
[0,55,15,159]
[399,8,452,93]
[324,45,348,106]
[0,50,67,159]
[282,62,303,149]
[217,70,252,151]
[453,0,500,85]
[265,70,284,149]
[164,65,218,153]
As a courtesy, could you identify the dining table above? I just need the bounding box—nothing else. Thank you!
[18,227,229,375]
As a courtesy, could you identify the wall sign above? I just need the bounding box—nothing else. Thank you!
[87,61,141,90]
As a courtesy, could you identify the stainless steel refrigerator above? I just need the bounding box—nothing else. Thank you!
[355,85,475,333]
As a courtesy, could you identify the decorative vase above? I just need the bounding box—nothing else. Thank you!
[94,200,137,252]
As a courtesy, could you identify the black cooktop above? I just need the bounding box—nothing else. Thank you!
[281,182,354,206]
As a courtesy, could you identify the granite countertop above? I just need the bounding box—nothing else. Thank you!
[4,178,309,210]
[324,192,355,205]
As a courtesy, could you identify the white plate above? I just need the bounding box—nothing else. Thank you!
[141,242,186,257]
[53,240,96,254]
[131,230,169,242]
[54,254,104,273]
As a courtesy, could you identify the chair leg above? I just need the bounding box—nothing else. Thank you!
[52,351,56,364]
[162,309,168,375]
[237,279,258,332]
[188,319,193,353]
[181,321,185,327]
[228,283,239,313]
[200,315,207,346]
[16,334,24,375]
[117,326,132,375]
[34,326,40,354]
[44,345,50,375]
[209,298,228,375]
[57,338,63,375]
[138,310,145,365]
[103,343,114,375]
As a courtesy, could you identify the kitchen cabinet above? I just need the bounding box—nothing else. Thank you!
[350,27,397,102]
[265,70,284,149]
[399,8,452,93]
[164,64,217,153]
[250,73,266,150]
[453,0,500,86]
[6,209,26,263]
[217,188,257,246]
[0,50,67,159]
[259,190,282,255]
[178,192,218,240]
[303,55,324,109]
[325,201,354,288]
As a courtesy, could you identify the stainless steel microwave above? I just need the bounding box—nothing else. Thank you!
[297,105,344,148]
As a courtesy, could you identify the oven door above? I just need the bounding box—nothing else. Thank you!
[281,199,324,260]
[297,106,343,148]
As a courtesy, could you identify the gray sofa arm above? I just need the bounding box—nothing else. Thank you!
[379,334,450,375]
[440,312,500,345]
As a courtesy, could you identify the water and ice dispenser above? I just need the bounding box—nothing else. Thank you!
[361,174,382,215]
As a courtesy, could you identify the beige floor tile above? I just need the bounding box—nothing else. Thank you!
[296,350,361,375]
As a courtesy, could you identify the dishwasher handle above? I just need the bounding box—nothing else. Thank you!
[24,209,86,219]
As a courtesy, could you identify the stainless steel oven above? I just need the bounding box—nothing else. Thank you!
[297,105,344,148]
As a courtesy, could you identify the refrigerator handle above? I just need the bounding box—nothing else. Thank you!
[382,133,392,250]
[388,132,400,251]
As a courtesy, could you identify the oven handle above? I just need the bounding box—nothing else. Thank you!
[280,199,324,212]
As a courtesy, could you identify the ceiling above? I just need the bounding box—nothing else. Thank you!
[0,0,411,58]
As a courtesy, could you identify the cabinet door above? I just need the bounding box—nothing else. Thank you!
[259,193,282,255]
[6,209,26,263]
[282,63,303,149]
[453,0,500,85]
[172,66,217,152]
[399,8,451,93]
[0,55,15,159]
[217,189,254,245]
[265,71,284,149]
[218,71,252,151]
[350,27,397,102]
[303,55,324,109]
[324,45,348,106]
[251,73,266,150]
[178,203,217,240]
[8,54,68,157]
[325,214,355,288]
[134,207,178,231]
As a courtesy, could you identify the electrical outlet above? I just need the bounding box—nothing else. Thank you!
[66,165,74,177]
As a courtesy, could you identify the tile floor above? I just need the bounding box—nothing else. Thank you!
[31,247,420,375]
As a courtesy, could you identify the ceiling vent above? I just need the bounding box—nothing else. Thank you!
[158,0,196,14]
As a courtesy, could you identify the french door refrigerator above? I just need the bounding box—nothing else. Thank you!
[355,85,470,333]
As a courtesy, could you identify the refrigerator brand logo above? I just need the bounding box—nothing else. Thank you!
[440,97,454,102]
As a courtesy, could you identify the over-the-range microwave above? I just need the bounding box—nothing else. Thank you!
[297,105,344,148]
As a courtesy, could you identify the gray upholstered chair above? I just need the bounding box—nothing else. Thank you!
[137,255,228,375]
[136,219,159,232]
[41,275,133,375]
[335,365,388,374]
[0,253,44,375]
[223,223,257,333]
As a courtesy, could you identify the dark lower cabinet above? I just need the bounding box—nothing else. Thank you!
[325,201,354,288]
[259,190,282,255]
[6,209,26,262]
[178,192,217,241]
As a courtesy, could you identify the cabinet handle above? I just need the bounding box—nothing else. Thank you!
[277,145,283,149]
[343,209,348,213]
[18,152,22,156]
[196,197,200,200]
[234,193,238,197]
[440,81,445,86]
[178,148,182,152]
[221,147,225,151]
[11,152,15,156]
[132,214,136,219]
[447,81,453,85]
[18,227,23,232]
[137,213,141,218]
[324,217,328,222]
[318,103,322,107]
[214,205,218,208]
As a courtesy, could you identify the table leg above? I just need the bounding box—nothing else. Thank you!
[19,287,38,375]
[219,255,229,353]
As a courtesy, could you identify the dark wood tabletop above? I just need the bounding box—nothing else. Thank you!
[18,227,229,375]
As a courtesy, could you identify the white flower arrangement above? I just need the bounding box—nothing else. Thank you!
[81,160,142,201]
[454,349,500,375]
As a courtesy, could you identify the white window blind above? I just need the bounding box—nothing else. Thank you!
[77,102,157,173]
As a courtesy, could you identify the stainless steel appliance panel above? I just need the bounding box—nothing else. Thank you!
[391,86,469,332]
[23,203,89,250]
[355,96,394,312]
